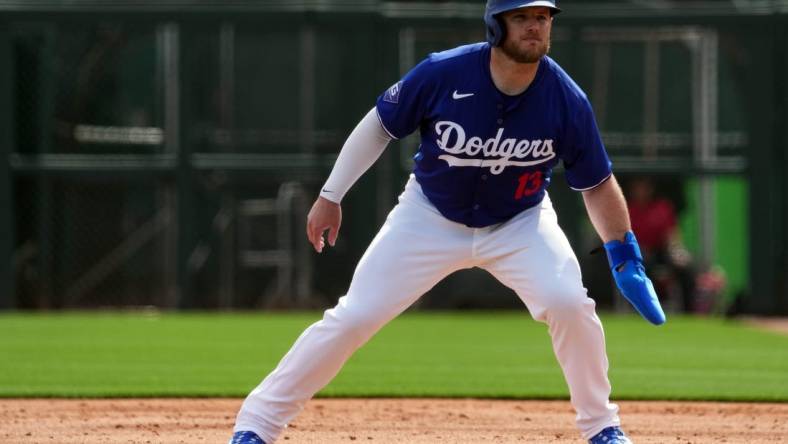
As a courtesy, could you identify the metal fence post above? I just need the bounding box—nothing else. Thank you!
[0,24,14,309]
[162,22,191,309]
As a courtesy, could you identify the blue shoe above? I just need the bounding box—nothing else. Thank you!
[228,431,266,444]
[589,426,633,444]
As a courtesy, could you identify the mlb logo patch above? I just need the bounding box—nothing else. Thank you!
[383,81,403,104]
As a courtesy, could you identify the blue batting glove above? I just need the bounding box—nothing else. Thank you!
[603,231,666,325]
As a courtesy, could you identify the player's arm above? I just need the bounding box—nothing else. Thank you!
[581,175,667,325]
[306,107,392,253]
[580,174,630,242]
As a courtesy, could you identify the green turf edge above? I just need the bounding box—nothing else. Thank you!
[1,312,787,401]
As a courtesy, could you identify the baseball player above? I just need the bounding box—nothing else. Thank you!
[229,1,665,443]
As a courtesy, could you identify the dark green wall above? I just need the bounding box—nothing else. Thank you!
[0,1,786,312]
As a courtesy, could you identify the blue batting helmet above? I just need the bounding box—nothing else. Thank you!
[484,0,561,46]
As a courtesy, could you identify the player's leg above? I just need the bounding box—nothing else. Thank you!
[234,179,473,443]
[478,195,619,440]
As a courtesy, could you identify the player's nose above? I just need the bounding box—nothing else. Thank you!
[522,24,541,37]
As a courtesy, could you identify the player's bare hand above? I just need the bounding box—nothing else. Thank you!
[306,196,342,253]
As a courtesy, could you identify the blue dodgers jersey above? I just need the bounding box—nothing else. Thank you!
[376,43,612,228]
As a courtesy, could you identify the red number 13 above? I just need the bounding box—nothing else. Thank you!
[514,171,543,200]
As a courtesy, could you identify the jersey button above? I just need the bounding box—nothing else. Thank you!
[496,118,503,124]
[481,174,488,180]
[497,104,503,109]
[473,204,480,210]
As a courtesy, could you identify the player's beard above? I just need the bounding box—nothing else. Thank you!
[500,36,551,64]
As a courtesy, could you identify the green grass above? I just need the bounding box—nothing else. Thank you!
[0,311,786,401]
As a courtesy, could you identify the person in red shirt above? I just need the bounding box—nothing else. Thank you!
[627,177,696,312]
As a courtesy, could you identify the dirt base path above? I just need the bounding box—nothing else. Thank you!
[2,398,787,443]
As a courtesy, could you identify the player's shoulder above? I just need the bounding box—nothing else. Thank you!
[404,42,486,85]
[542,56,591,106]
[427,42,488,64]
[414,42,488,77]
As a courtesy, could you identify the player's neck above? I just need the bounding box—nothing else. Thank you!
[489,48,540,96]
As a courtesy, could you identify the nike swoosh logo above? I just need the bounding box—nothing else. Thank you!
[322,189,333,193]
[452,90,474,100]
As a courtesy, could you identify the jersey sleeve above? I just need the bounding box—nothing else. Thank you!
[375,58,434,140]
[561,99,613,191]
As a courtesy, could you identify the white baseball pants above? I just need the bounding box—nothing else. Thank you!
[234,176,620,442]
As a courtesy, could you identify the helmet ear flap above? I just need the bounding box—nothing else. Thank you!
[494,15,506,46]
[484,12,506,46]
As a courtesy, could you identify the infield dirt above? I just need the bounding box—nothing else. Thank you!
[3,398,788,443]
